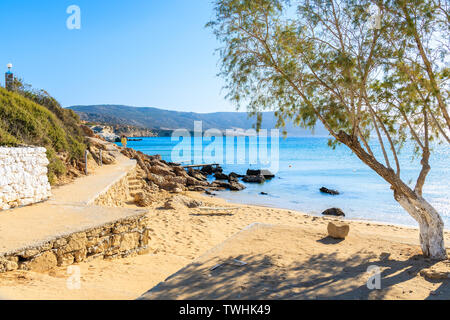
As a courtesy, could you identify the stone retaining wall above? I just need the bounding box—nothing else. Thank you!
[0,147,51,210]
[0,213,151,273]
[93,166,136,207]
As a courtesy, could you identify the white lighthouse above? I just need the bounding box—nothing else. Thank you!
[5,63,14,91]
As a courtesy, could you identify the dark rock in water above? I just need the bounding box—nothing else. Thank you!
[213,180,245,191]
[246,169,275,179]
[260,192,268,195]
[322,208,345,217]
[243,175,266,184]
[260,169,275,179]
[214,172,229,180]
[320,187,340,195]
[229,181,246,191]
[200,165,223,175]
[247,169,261,176]
[210,180,246,191]
[201,165,214,175]
[80,125,95,137]
[229,172,244,178]
[186,176,209,187]
[228,175,238,182]
[212,166,223,173]
[210,181,229,189]
[188,168,207,181]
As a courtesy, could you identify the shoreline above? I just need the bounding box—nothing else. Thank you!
[120,136,449,230]
[212,191,444,233]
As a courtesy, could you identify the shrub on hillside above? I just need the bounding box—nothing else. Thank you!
[0,86,86,184]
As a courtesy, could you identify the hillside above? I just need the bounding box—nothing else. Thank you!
[69,105,329,137]
[0,87,86,184]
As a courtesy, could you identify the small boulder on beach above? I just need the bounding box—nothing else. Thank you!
[322,208,345,217]
[327,221,350,239]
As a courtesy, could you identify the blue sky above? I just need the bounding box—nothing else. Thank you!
[0,0,234,112]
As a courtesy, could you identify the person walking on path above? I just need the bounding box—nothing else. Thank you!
[121,135,128,149]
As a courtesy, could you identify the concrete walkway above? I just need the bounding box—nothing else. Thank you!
[49,153,136,205]
[0,151,145,256]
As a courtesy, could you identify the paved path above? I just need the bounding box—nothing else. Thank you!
[0,150,146,255]
[49,153,136,205]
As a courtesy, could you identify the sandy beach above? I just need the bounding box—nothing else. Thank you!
[1,190,449,300]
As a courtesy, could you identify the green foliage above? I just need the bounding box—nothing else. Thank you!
[0,86,86,184]
[208,0,449,186]
[46,149,67,185]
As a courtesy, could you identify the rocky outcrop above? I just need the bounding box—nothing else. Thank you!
[327,221,350,239]
[322,208,345,217]
[121,149,210,195]
[88,145,116,165]
[120,148,250,196]
[210,180,246,191]
[91,125,120,142]
[112,124,156,138]
[214,172,229,180]
[163,195,203,210]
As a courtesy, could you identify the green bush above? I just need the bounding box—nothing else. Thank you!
[0,87,86,184]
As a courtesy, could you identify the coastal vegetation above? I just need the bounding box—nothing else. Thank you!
[0,85,86,184]
[208,0,449,259]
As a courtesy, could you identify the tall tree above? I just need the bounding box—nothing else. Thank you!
[208,0,449,259]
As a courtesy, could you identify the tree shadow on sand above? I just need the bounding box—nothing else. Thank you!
[139,250,446,300]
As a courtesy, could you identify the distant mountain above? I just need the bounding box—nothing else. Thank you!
[68,105,329,137]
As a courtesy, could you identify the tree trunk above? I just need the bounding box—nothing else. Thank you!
[396,193,447,260]
[336,132,447,260]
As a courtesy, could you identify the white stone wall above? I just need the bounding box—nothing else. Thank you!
[0,147,51,210]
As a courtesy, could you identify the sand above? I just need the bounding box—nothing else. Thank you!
[1,191,450,300]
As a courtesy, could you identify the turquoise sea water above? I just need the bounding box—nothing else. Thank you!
[123,137,449,228]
